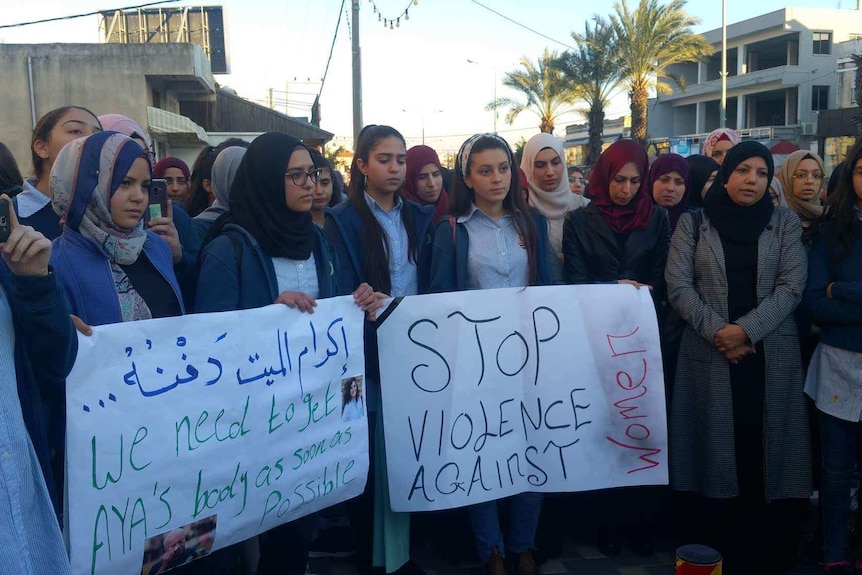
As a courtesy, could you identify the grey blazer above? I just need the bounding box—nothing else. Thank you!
[665,207,811,500]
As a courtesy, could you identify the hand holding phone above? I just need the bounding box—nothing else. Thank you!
[0,194,51,277]
[145,179,169,226]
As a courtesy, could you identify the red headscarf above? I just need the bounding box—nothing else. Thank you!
[588,139,653,234]
[403,145,449,223]
[153,156,191,181]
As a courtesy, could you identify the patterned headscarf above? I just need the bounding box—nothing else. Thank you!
[774,149,825,222]
[98,114,151,150]
[702,128,741,160]
[50,131,153,321]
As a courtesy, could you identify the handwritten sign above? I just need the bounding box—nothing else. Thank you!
[64,297,368,575]
[376,285,667,512]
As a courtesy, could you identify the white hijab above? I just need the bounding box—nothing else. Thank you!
[521,133,588,220]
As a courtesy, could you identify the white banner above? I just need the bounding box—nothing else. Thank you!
[65,297,368,575]
[377,285,667,512]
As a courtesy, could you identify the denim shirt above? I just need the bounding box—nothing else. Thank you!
[364,192,418,297]
[0,283,72,575]
[271,253,320,299]
[458,204,529,290]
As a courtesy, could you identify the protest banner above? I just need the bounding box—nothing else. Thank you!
[65,297,368,575]
[377,285,667,512]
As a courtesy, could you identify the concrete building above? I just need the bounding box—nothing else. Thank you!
[646,5,862,152]
[562,116,631,167]
[817,38,862,172]
[0,43,331,175]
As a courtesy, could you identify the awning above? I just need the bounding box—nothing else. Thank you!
[146,106,209,145]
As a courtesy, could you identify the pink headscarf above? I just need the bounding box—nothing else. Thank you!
[98,114,151,150]
[702,128,741,159]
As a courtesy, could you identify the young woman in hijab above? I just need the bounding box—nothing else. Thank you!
[50,131,184,323]
[568,166,586,196]
[325,125,434,575]
[14,107,102,239]
[772,150,825,229]
[403,145,449,224]
[184,146,219,217]
[98,114,200,309]
[521,133,589,262]
[309,150,343,227]
[803,137,862,574]
[684,154,719,209]
[193,146,246,241]
[666,141,809,574]
[154,156,191,205]
[195,131,382,575]
[561,139,670,556]
[429,133,552,575]
[562,139,670,297]
[649,153,691,233]
[701,127,742,165]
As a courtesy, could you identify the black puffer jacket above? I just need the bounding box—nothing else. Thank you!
[562,203,670,295]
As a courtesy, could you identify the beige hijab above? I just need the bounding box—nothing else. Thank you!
[775,150,824,222]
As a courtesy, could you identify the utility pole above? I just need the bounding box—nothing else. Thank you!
[720,0,727,128]
[351,0,363,146]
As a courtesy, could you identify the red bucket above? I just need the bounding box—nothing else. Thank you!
[675,544,722,575]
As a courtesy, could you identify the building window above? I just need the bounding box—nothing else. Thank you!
[812,85,830,111]
[813,32,832,55]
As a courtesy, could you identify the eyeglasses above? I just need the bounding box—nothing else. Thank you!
[568,177,587,184]
[285,169,324,186]
[164,177,188,186]
[791,171,824,181]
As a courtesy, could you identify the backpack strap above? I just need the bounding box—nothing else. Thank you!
[448,215,457,245]
[226,230,244,303]
[692,209,704,244]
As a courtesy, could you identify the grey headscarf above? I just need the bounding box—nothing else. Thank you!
[194,146,246,223]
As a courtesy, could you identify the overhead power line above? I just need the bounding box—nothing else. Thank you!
[0,0,180,30]
[319,0,347,99]
[468,0,575,50]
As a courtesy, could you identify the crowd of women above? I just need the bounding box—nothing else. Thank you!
[0,108,860,575]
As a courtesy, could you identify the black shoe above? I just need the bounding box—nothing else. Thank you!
[597,528,622,557]
[630,530,654,557]
[390,560,427,575]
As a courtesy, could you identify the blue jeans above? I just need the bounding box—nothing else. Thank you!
[819,411,862,563]
[467,493,543,562]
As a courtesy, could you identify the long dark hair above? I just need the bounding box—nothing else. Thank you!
[0,141,24,195]
[348,125,417,294]
[185,145,218,217]
[31,106,99,179]
[310,150,343,206]
[820,138,862,261]
[450,134,539,286]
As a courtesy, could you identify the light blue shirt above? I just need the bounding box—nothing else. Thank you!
[364,193,418,297]
[0,283,72,575]
[271,253,320,299]
[14,180,49,219]
[458,204,529,290]
[341,398,365,422]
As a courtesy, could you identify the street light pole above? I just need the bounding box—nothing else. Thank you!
[467,58,498,133]
[720,0,727,128]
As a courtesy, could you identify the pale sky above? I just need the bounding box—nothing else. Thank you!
[0,0,847,154]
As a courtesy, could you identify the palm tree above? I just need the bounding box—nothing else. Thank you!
[558,18,624,165]
[609,0,712,145]
[488,48,574,134]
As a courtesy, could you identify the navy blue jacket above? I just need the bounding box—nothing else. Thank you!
[50,228,185,326]
[429,210,556,292]
[171,205,201,311]
[803,221,862,353]
[324,199,435,385]
[195,223,340,313]
[0,262,77,516]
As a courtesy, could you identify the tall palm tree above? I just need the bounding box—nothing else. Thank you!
[558,18,624,165]
[609,0,712,145]
[488,48,574,134]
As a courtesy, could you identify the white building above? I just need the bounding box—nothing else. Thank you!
[647,4,862,150]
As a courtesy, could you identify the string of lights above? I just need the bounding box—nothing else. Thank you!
[368,0,419,30]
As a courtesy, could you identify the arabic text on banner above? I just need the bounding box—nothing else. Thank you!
[65,297,368,575]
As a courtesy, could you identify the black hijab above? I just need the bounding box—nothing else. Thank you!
[229,132,315,260]
[685,154,719,209]
[703,141,775,244]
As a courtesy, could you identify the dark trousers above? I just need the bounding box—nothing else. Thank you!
[257,514,315,575]
[819,410,862,564]
[347,410,377,572]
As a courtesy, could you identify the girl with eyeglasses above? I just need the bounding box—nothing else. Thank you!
[568,166,586,196]
[195,132,382,575]
[772,150,826,228]
[325,124,435,575]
